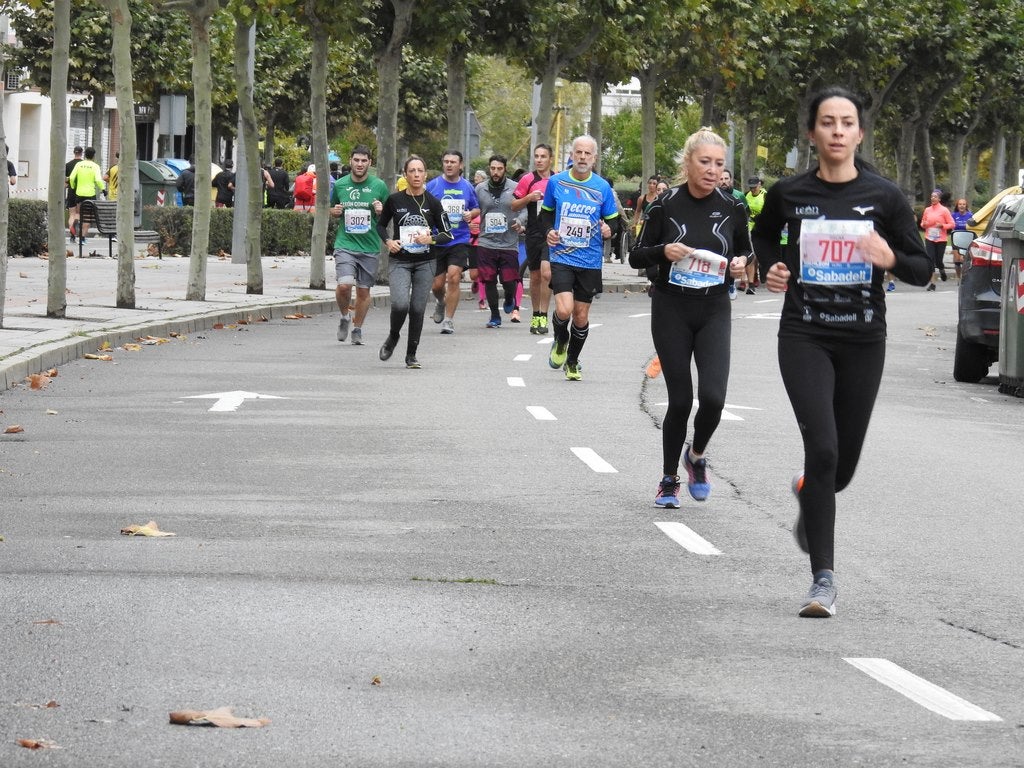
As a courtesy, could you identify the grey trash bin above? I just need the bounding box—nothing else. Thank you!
[996,202,1024,396]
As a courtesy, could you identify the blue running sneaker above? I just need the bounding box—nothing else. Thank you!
[654,475,680,509]
[799,571,837,618]
[548,339,568,369]
[683,446,710,501]
[503,298,515,315]
[486,316,501,328]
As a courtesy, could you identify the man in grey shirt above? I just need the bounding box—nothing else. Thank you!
[475,154,522,328]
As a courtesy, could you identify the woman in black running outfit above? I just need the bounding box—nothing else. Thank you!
[752,87,931,618]
[629,128,750,510]
[377,155,453,368]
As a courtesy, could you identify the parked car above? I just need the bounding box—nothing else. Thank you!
[953,193,1024,382]
[967,185,1022,235]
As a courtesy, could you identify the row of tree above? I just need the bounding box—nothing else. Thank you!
[0,0,1021,328]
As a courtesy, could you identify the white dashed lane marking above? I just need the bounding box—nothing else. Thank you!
[571,447,617,473]
[653,399,762,422]
[844,658,1002,722]
[513,354,532,362]
[629,313,651,318]
[507,377,525,387]
[526,406,557,421]
[654,521,722,556]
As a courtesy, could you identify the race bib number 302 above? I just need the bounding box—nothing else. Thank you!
[799,219,874,285]
[344,207,371,234]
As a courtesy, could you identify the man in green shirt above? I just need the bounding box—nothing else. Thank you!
[743,177,766,292]
[68,147,105,242]
[329,145,390,345]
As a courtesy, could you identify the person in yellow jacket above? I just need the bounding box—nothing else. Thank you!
[68,147,106,242]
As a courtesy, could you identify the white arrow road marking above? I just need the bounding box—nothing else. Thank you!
[844,658,1002,722]
[513,354,532,362]
[507,377,525,387]
[185,391,286,412]
[571,447,617,473]
[652,400,762,422]
[526,406,556,421]
[654,521,722,555]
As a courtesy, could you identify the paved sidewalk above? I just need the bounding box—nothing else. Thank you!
[1,249,648,391]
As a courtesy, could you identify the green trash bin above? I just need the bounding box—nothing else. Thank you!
[996,199,1024,396]
[138,160,180,230]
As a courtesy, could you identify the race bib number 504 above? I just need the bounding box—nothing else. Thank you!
[799,219,874,285]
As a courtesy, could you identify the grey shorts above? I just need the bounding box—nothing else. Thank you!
[334,249,379,289]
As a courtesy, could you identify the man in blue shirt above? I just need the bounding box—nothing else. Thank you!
[426,150,480,334]
[539,135,620,380]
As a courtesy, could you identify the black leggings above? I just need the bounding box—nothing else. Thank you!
[925,239,946,279]
[778,335,885,573]
[651,291,731,476]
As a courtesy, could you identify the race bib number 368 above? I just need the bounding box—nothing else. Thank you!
[799,219,874,285]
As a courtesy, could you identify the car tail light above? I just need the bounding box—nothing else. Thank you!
[969,240,1002,268]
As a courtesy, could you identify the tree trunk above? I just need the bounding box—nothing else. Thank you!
[534,49,558,149]
[991,127,1006,191]
[917,123,935,199]
[637,66,657,182]
[90,86,106,163]
[235,17,263,294]
[741,119,758,186]
[795,91,812,171]
[308,20,329,290]
[965,145,979,202]
[446,41,468,157]
[1007,133,1021,187]
[0,66,8,326]
[47,0,71,318]
[376,0,415,190]
[948,133,966,201]
[587,70,603,173]
[185,0,217,302]
[105,0,137,308]
[264,112,276,164]
[896,119,916,198]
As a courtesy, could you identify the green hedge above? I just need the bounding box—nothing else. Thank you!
[148,205,340,257]
[8,199,48,257]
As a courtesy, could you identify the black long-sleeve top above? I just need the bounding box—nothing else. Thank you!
[376,189,453,261]
[628,185,751,298]
[751,168,931,342]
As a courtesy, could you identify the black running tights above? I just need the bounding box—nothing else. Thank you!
[651,291,732,476]
[778,335,885,573]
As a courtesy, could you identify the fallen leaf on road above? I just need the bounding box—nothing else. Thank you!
[99,340,112,351]
[19,271,28,278]
[371,676,382,686]
[138,335,169,345]
[32,619,61,625]
[4,425,25,434]
[120,521,176,537]
[284,314,311,320]
[83,354,113,361]
[27,373,51,389]
[18,738,60,750]
[212,323,224,330]
[169,707,270,728]
[46,410,59,415]
[16,700,60,710]
[46,368,58,377]
[122,343,142,352]
[0,535,5,542]
[169,331,182,338]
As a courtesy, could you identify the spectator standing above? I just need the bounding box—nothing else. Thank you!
[266,158,291,209]
[213,160,235,208]
[293,164,316,211]
[104,153,120,200]
[176,159,196,206]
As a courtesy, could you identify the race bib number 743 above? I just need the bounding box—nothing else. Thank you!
[799,219,874,285]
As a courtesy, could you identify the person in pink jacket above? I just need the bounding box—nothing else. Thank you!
[920,188,954,290]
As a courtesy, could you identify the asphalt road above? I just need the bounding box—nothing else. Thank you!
[1,285,1022,767]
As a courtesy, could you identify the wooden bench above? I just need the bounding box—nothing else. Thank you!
[78,199,162,259]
